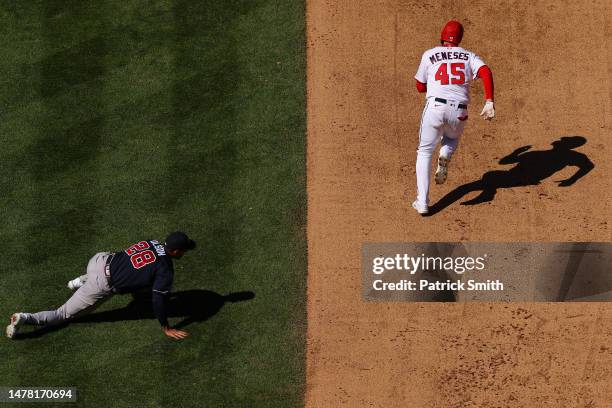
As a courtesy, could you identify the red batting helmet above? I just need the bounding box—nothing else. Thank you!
[441,20,464,45]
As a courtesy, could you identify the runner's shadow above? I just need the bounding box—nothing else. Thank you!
[16,290,255,339]
[428,136,594,215]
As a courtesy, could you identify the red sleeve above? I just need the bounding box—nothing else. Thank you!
[476,66,494,100]
[415,80,427,93]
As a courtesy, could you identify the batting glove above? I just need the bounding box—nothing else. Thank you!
[480,101,495,120]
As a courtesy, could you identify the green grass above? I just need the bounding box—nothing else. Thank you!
[0,1,306,407]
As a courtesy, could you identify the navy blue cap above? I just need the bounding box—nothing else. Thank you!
[165,231,196,251]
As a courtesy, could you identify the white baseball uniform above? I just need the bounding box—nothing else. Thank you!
[414,46,486,206]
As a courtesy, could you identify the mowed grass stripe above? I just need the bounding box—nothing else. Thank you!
[0,1,306,407]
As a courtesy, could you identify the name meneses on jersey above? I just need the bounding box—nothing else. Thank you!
[429,51,469,64]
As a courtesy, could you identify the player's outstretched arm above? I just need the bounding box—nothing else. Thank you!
[152,290,189,340]
[162,326,189,340]
[477,66,495,120]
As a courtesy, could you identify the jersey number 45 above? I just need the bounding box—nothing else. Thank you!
[435,63,466,85]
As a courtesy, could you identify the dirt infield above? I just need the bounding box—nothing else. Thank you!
[306,1,611,406]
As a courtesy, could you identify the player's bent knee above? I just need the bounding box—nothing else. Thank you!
[417,144,436,155]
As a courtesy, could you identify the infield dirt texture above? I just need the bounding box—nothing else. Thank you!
[0,2,306,407]
[306,1,611,407]
[1,1,611,407]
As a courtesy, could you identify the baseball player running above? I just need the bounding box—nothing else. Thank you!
[6,231,196,340]
[412,20,495,215]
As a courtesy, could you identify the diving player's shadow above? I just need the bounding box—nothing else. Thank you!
[428,136,594,215]
[17,290,255,338]
[75,289,255,329]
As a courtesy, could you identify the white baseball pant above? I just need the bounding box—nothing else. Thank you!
[21,252,114,326]
[416,97,468,205]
